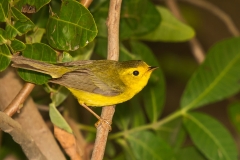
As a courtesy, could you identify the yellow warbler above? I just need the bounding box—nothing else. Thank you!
[11,55,157,123]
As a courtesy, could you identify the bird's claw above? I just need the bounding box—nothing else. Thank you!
[95,119,112,132]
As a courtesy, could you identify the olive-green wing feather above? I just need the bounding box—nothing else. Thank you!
[50,69,123,96]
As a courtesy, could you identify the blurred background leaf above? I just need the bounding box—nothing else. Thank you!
[181,37,240,110]
[184,112,238,160]
[136,6,195,42]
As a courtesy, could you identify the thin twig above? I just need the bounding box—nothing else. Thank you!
[80,0,93,8]
[181,0,240,37]
[0,111,47,160]
[166,0,205,63]
[4,82,35,117]
[91,0,122,159]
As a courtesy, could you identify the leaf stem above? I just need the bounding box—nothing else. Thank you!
[109,109,184,140]
[78,123,96,133]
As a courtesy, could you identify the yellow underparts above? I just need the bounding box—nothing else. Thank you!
[68,87,136,107]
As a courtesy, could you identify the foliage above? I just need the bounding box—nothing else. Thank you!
[0,0,239,159]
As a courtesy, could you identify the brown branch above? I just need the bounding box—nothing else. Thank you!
[166,0,205,63]
[91,0,122,159]
[181,0,240,37]
[4,82,35,117]
[80,0,93,8]
[0,111,47,160]
[0,68,65,160]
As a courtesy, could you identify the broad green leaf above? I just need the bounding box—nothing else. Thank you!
[25,28,46,43]
[120,43,140,60]
[130,41,165,122]
[137,6,195,42]
[157,117,186,152]
[116,138,136,160]
[227,102,240,134]
[17,43,57,85]
[94,37,107,58]
[59,51,73,63]
[14,0,50,12]
[175,147,207,160]
[92,0,161,39]
[181,37,240,110]
[0,44,11,71]
[70,41,95,61]
[9,39,26,52]
[126,131,174,160]
[31,5,49,28]
[47,0,97,51]
[114,94,145,130]
[49,103,72,133]
[105,141,116,158]
[114,102,132,130]
[0,28,7,44]
[51,86,70,107]
[5,8,34,39]
[0,0,8,22]
[120,0,161,39]
[184,112,237,160]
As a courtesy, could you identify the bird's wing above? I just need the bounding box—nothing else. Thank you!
[50,69,123,96]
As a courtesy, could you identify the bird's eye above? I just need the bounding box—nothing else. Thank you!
[133,70,139,76]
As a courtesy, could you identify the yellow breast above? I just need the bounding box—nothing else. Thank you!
[68,87,136,106]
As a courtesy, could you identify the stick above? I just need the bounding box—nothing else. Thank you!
[91,0,122,159]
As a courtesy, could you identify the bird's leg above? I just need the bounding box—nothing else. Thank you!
[80,103,112,131]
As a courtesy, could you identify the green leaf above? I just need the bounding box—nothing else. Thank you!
[120,0,161,39]
[181,37,240,110]
[157,117,186,152]
[0,44,11,71]
[175,147,207,160]
[116,138,136,160]
[227,102,240,134]
[17,43,57,85]
[47,0,97,51]
[184,112,238,160]
[114,103,131,130]
[114,95,146,130]
[0,28,7,44]
[126,131,174,160]
[130,41,165,122]
[59,51,73,63]
[5,8,34,39]
[137,6,195,42]
[51,86,70,107]
[25,28,46,43]
[14,0,50,12]
[9,39,26,52]
[70,40,95,61]
[49,103,72,133]
[92,0,161,39]
[94,37,108,58]
[0,0,9,22]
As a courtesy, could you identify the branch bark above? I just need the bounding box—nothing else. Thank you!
[0,111,47,160]
[91,0,122,159]
[4,82,35,117]
[0,68,65,160]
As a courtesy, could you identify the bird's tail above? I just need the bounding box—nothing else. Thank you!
[11,55,68,78]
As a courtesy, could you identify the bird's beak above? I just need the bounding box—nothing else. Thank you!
[148,66,158,71]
